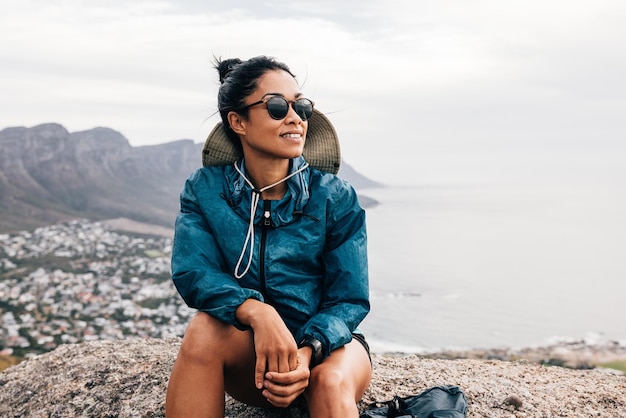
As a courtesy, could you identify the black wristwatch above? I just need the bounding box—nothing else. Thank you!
[298,336,323,368]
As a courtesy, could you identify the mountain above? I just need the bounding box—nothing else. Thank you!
[0,123,381,233]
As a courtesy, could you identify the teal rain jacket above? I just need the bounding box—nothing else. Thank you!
[171,156,369,358]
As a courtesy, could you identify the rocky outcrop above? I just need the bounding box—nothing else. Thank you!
[0,338,624,417]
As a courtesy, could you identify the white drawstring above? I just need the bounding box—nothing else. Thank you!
[233,160,309,279]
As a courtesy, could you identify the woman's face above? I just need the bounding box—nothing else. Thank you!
[233,69,308,164]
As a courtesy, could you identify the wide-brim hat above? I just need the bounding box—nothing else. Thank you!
[202,108,341,175]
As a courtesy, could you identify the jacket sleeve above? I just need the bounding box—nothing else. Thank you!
[171,173,264,329]
[295,179,370,358]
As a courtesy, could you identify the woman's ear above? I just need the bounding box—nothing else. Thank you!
[228,111,246,136]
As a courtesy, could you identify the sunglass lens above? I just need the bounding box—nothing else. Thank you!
[266,97,289,119]
[294,99,313,121]
[265,97,314,120]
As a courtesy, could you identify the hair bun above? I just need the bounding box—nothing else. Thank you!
[216,58,243,84]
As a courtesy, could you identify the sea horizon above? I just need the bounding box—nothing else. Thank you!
[359,176,626,353]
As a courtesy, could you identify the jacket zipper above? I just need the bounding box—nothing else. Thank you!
[260,200,274,304]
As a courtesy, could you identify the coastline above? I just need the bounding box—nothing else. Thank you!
[417,340,626,372]
[2,337,625,374]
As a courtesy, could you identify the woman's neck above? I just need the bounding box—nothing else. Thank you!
[244,157,291,200]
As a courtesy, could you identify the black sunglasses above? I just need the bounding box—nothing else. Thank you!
[240,96,315,121]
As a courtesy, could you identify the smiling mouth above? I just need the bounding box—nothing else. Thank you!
[281,133,302,139]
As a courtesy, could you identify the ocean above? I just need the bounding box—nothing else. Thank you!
[358,170,626,353]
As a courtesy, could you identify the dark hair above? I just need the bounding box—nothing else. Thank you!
[214,56,296,148]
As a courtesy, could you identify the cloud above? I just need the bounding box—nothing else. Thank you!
[1,0,625,185]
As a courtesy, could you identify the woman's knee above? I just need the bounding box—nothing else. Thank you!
[307,343,372,403]
[306,366,359,415]
[309,365,351,393]
[177,312,236,365]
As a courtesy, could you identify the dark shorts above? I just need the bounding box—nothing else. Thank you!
[352,332,371,363]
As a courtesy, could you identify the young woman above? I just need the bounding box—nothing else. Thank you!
[165,56,371,417]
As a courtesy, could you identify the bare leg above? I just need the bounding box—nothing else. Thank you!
[304,338,372,418]
[165,312,271,417]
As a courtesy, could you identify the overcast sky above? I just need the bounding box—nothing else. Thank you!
[1,0,625,186]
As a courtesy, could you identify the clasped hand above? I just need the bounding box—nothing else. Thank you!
[238,299,312,408]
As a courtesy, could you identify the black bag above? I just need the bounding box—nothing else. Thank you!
[360,385,468,418]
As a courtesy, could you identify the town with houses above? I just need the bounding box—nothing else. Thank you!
[0,220,194,359]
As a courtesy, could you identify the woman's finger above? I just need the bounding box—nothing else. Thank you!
[255,354,266,389]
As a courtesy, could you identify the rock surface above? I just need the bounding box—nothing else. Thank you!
[0,338,625,417]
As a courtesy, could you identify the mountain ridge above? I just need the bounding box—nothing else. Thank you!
[0,123,381,233]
